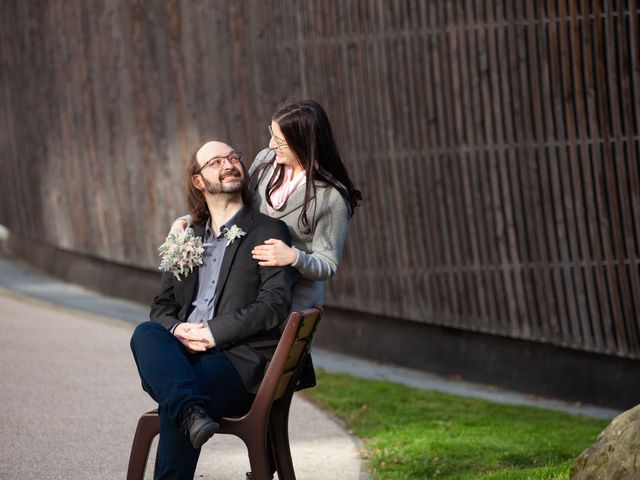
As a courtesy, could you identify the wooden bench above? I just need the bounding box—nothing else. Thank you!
[126,306,323,480]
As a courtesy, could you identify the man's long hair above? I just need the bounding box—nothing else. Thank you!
[186,146,253,227]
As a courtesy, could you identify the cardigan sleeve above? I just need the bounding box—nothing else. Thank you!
[291,189,351,281]
[249,148,275,177]
[171,214,193,230]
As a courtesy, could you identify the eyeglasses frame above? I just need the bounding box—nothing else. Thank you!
[196,152,243,174]
[268,125,289,150]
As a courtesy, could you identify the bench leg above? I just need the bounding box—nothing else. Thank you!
[269,403,295,480]
[244,431,272,480]
[127,411,160,480]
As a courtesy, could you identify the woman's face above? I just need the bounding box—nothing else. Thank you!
[269,120,302,171]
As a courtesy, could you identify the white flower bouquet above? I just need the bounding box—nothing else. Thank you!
[158,227,204,281]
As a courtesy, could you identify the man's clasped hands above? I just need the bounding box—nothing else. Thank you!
[173,323,216,352]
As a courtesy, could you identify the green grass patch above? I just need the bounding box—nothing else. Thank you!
[304,370,607,480]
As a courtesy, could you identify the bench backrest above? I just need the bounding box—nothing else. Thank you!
[251,307,322,415]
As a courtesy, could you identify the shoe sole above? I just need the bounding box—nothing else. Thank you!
[191,421,218,449]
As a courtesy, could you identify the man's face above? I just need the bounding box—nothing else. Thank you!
[195,141,245,195]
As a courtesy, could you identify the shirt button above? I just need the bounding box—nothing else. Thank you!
[204,298,209,302]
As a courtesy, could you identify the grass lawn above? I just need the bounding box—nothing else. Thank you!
[304,370,609,480]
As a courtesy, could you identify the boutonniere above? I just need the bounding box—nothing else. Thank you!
[223,224,247,246]
[158,227,204,281]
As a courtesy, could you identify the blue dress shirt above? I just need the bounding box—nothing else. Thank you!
[187,210,241,324]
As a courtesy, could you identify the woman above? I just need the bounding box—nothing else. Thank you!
[172,97,361,310]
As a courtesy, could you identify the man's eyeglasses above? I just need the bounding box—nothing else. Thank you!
[196,152,243,173]
[268,125,288,150]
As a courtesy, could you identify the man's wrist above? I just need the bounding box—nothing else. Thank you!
[170,323,182,335]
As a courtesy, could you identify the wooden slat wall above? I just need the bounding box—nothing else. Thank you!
[0,0,260,265]
[1,1,639,359]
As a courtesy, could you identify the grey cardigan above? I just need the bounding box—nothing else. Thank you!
[248,148,351,310]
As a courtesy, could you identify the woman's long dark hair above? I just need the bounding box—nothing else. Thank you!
[258,97,362,233]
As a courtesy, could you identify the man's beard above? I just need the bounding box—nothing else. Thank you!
[203,169,243,195]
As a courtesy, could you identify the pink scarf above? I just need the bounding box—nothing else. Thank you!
[267,165,306,215]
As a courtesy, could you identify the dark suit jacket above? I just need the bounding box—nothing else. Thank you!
[150,205,299,393]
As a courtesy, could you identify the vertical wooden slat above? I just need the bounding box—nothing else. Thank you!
[549,0,585,348]
[494,1,525,337]
[489,0,524,336]
[610,0,640,355]
[577,0,611,352]
[510,0,546,339]
[454,0,483,329]
[524,0,556,341]
[469,0,493,332]
[441,2,459,325]
[458,10,477,327]
[536,1,574,345]
[400,1,428,318]
[412,1,437,320]
[416,1,440,323]
[504,0,537,338]
[423,1,442,321]
[593,1,629,354]
[564,0,599,351]
[624,0,640,355]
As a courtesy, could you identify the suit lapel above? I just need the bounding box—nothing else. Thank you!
[214,205,254,312]
[183,224,205,306]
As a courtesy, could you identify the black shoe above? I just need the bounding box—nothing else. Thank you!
[245,472,273,480]
[180,405,218,449]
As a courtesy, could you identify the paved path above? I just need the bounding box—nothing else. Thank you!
[0,289,363,479]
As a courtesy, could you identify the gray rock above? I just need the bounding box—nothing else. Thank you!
[570,404,640,480]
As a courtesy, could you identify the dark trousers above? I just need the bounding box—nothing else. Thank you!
[130,321,254,480]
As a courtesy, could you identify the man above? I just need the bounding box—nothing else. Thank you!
[130,140,298,479]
